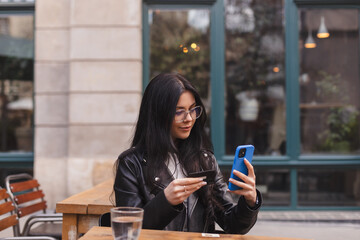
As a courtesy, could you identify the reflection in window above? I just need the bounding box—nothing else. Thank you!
[256,169,290,206]
[149,8,211,134]
[0,14,34,152]
[298,169,360,206]
[299,9,360,154]
[225,0,286,155]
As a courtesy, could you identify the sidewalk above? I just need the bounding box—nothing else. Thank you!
[258,211,360,223]
[248,211,360,240]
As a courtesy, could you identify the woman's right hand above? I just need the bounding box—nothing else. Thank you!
[164,177,207,205]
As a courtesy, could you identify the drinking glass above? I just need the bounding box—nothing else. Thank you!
[111,207,144,240]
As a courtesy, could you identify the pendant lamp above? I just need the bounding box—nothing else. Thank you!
[317,16,330,38]
[305,30,316,48]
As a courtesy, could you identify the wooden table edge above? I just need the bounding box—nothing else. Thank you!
[80,226,312,240]
[56,202,88,214]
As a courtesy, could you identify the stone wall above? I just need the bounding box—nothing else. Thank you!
[34,0,142,209]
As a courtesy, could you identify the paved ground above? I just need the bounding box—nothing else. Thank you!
[249,221,360,240]
[247,211,360,240]
[258,211,360,223]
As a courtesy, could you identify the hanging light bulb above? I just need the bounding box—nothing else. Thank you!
[317,16,330,38]
[305,30,316,48]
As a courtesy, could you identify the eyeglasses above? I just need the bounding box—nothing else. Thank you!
[174,106,203,123]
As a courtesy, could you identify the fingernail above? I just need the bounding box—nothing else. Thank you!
[202,181,207,185]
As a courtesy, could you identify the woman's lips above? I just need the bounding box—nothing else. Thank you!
[180,126,192,131]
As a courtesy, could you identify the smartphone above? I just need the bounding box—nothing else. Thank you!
[228,145,254,191]
[188,169,216,184]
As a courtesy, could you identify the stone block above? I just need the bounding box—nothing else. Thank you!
[70,28,141,60]
[35,127,68,158]
[67,158,94,196]
[92,160,115,186]
[70,61,141,92]
[71,0,140,26]
[69,93,140,124]
[34,157,67,209]
[35,62,69,93]
[68,125,133,158]
[36,29,69,61]
[36,0,70,28]
[35,95,68,125]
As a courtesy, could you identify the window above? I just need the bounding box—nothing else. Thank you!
[225,0,286,156]
[144,0,360,209]
[0,13,34,152]
[147,7,212,133]
[294,2,360,209]
[298,169,360,206]
[0,1,35,186]
[298,8,360,155]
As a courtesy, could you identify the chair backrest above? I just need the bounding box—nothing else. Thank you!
[5,173,47,218]
[1,188,58,240]
[98,212,111,227]
[0,188,20,235]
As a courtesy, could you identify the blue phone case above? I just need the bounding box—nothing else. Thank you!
[228,145,254,191]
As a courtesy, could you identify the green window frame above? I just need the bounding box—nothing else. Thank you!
[0,2,35,168]
[285,0,360,210]
[143,0,360,166]
[143,0,360,210]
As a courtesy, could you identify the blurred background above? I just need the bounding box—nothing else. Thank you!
[0,0,359,218]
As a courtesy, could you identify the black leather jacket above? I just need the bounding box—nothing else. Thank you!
[114,148,262,233]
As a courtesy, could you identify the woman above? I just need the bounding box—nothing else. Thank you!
[114,73,261,233]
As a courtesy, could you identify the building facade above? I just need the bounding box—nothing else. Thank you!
[0,0,359,210]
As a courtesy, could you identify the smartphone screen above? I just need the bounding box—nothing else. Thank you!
[228,145,254,191]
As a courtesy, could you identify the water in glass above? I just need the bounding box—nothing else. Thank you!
[112,216,142,240]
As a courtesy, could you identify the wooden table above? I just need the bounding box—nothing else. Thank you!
[56,179,114,240]
[79,227,310,240]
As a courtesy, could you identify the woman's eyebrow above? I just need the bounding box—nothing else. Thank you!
[176,103,196,109]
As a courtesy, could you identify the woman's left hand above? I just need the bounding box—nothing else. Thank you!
[228,158,257,207]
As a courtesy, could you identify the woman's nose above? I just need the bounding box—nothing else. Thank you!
[184,111,193,122]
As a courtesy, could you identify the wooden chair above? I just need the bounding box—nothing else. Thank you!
[0,187,56,240]
[5,173,62,239]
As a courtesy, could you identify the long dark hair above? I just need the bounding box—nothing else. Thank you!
[132,73,213,182]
